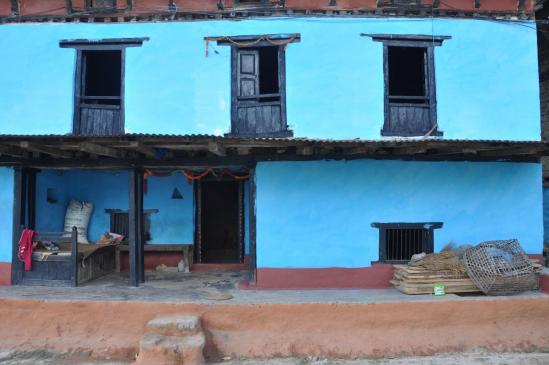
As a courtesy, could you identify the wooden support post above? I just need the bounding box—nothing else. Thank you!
[11,168,25,285]
[128,169,144,287]
[248,166,257,285]
[137,169,145,283]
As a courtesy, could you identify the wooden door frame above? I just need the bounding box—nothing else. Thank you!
[11,167,37,285]
[194,178,245,264]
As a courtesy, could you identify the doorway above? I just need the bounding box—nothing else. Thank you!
[195,180,244,264]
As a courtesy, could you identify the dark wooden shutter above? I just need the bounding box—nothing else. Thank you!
[237,49,259,98]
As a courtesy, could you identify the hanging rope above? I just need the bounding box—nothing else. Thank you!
[204,34,298,57]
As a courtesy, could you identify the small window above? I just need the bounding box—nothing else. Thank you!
[372,222,443,263]
[369,34,450,137]
[86,0,116,9]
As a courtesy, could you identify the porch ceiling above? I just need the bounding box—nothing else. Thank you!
[0,134,546,168]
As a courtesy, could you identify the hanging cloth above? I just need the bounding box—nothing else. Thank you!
[18,229,37,271]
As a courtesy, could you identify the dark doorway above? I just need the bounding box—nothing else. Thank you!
[198,180,243,263]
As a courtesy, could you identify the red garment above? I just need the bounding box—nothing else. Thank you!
[18,229,37,271]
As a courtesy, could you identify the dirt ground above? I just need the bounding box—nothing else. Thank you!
[2,351,549,365]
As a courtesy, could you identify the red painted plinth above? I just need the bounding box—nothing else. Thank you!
[0,263,11,286]
[241,264,394,290]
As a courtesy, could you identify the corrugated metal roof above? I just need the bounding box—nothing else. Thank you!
[0,133,543,145]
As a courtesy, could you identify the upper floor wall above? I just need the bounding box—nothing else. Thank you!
[0,17,541,140]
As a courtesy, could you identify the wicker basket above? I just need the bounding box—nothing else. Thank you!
[462,239,538,296]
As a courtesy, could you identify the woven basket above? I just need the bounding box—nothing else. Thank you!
[462,239,538,296]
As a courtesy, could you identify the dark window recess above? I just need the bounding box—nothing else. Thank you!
[369,34,450,137]
[86,0,116,9]
[372,222,443,263]
[83,50,121,105]
[106,209,158,242]
[388,46,426,104]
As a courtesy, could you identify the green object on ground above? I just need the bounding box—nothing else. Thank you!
[433,283,445,296]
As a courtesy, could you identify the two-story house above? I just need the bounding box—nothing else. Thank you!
[0,0,545,288]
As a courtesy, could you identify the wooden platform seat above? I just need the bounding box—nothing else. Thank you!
[115,244,193,273]
[18,228,117,287]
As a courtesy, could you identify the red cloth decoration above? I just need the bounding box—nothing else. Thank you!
[18,229,37,271]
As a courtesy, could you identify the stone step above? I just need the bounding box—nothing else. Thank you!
[145,315,202,337]
[136,333,205,365]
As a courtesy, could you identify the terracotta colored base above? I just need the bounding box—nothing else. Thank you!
[0,263,11,286]
[244,264,394,290]
[1,297,549,361]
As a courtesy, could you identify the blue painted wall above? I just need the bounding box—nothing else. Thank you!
[0,168,14,263]
[255,160,543,268]
[0,18,540,140]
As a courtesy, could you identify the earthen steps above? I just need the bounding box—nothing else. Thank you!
[135,315,205,365]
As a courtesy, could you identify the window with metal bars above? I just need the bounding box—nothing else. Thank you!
[371,222,443,263]
[105,209,158,241]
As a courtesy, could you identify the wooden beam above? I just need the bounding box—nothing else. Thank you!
[297,146,314,155]
[19,142,73,159]
[237,147,251,155]
[478,146,543,157]
[79,142,126,159]
[208,141,226,156]
[127,141,158,159]
[0,144,27,158]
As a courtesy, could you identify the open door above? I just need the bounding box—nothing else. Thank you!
[195,180,244,264]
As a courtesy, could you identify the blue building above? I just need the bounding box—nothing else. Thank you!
[0,0,545,288]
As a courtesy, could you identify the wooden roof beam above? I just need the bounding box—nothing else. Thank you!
[79,142,127,159]
[127,141,157,159]
[19,141,73,159]
[208,141,226,156]
[0,144,27,158]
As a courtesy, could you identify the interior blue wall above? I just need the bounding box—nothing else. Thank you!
[0,168,14,263]
[0,18,540,140]
[255,160,543,268]
[35,170,194,244]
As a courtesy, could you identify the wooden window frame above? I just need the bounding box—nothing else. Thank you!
[367,34,450,137]
[213,34,300,138]
[60,38,148,136]
[371,222,443,264]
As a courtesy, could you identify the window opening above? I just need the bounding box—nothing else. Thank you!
[82,50,121,106]
[258,46,279,96]
[388,46,426,104]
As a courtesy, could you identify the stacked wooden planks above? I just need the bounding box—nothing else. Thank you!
[391,264,480,295]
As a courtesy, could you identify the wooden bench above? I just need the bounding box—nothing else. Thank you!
[115,244,193,273]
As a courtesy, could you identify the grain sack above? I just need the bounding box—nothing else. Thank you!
[64,199,94,243]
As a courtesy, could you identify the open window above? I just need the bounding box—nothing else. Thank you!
[210,34,300,137]
[368,34,450,137]
[60,38,148,135]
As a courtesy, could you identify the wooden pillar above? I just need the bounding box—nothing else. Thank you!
[128,168,144,287]
[248,166,257,285]
[11,168,25,285]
